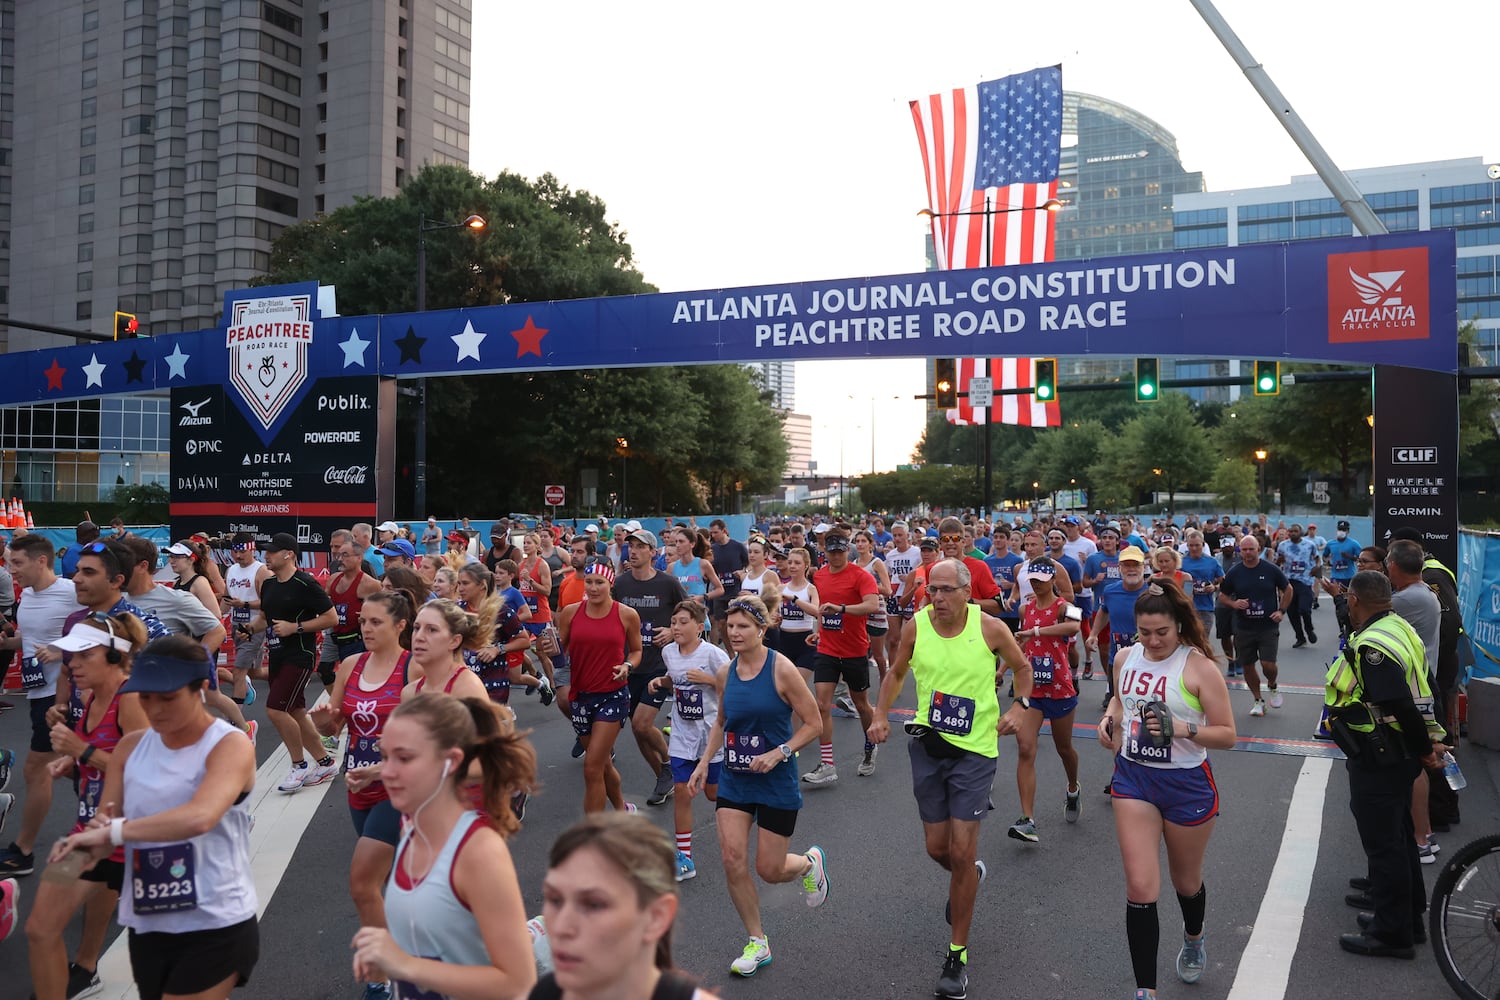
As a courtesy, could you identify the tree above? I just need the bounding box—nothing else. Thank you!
[1208,457,1258,512]
[1090,394,1213,517]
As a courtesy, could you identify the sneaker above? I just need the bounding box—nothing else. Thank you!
[1308,630,1318,645]
[0,877,16,943]
[1176,933,1206,983]
[361,982,392,1000]
[277,765,310,793]
[1133,991,1153,1000]
[571,739,587,759]
[536,677,555,707]
[1100,694,1112,712]
[832,694,858,718]
[623,802,638,813]
[0,794,12,836]
[802,762,838,785]
[0,843,35,876]
[242,720,257,746]
[1249,701,1266,717]
[0,748,15,793]
[936,950,969,999]
[243,683,257,708]
[303,762,338,787]
[1292,638,1307,649]
[1083,665,1095,680]
[321,735,340,754]
[1103,781,1113,795]
[857,745,877,777]
[647,767,675,806]
[66,961,102,999]
[1268,689,1284,710]
[945,860,987,925]
[801,846,828,907]
[1008,816,1039,844]
[1064,786,1082,824]
[675,850,697,882]
[1418,842,1438,865]
[523,681,536,696]
[511,790,529,823]
[730,938,772,977]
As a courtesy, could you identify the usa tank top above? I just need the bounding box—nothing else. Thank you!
[1020,599,1077,700]
[342,651,409,810]
[73,690,126,864]
[1115,644,1208,769]
[567,600,628,696]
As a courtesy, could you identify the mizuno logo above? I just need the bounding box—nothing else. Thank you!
[180,398,210,417]
[1349,268,1404,306]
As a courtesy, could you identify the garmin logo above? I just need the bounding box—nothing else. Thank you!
[178,398,213,426]
[304,431,362,444]
[325,465,369,485]
[1392,447,1437,465]
[183,439,221,456]
[317,394,370,411]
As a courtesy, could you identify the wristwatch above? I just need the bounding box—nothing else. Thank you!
[778,743,793,761]
[1187,722,1199,740]
[1016,696,1033,711]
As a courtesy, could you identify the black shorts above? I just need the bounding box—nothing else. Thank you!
[716,796,798,838]
[1214,605,1235,641]
[710,596,736,621]
[266,656,318,714]
[350,798,402,846]
[628,669,668,713]
[812,654,871,692]
[29,695,56,754]
[128,917,258,1000]
[81,857,124,893]
[777,629,817,671]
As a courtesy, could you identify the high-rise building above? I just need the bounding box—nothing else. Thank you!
[781,411,813,479]
[747,361,795,412]
[1,0,473,349]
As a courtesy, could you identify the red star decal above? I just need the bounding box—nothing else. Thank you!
[511,315,549,358]
[43,358,66,391]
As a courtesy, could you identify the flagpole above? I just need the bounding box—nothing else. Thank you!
[982,195,993,521]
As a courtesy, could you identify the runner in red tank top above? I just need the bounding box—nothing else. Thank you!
[326,542,382,660]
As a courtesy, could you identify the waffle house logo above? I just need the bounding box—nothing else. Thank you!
[1327,248,1429,343]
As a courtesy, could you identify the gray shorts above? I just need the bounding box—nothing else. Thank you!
[233,629,265,671]
[907,738,999,824]
[1235,625,1280,667]
[1195,609,1216,637]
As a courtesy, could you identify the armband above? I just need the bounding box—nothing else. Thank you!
[1063,604,1083,622]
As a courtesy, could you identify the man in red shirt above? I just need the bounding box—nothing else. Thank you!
[937,516,1002,614]
[805,530,881,785]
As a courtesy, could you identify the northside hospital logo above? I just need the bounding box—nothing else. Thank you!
[1326,247,1430,343]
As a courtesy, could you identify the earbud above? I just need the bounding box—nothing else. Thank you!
[440,759,451,780]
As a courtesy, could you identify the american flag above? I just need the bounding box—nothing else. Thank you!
[911,66,1063,428]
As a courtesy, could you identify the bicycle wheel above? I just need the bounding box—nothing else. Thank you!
[1430,832,1500,1000]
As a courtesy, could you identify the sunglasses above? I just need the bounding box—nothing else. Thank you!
[84,541,108,553]
[939,534,963,543]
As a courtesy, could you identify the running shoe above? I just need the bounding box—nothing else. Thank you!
[624,802,638,813]
[1308,630,1318,645]
[303,762,339,787]
[0,794,12,836]
[1176,933,1206,983]
[0,747,15,792]
[935,950,968,1000]
[0,877,16,943]
[1133,991,1152,1000]
[277,765,310,793]
[648,767,675,806]
[801,762,837,785]
[1268,688,1284,710]
[801,846,828,907]
[0,843,34,876]
[1100,694,1112,712]
[1083,665,1095,680]
[730,938,772,977]
[1292,638,1307,649]
[321,735,340,754]
[675,850,696,882]
[244,683,257,707]
[1249,700,1266,717]
[511,790,529,823]
[361,982,392,1000]
[536,676,555,707]
[857,745,877,777]
[66,961,102,999]
[1007,816,1039,844]
[832,694,858,718]
[945,860,987,925]
[570,739,586,759]
[1418,842,1438,865]
[1064,786,1082,824]
[242,721,257,746]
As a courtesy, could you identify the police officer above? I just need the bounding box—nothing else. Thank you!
[1328,571,1445,959]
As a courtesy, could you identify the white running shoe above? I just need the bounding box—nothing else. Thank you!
[730,937,772,976]
[857,745,877,777]
[801,846,829,907]
[1249,701,1266,718]
[1268,689,1284,709]
[801,762,838,785]
[277,766,309,793]
[302,762,338,787]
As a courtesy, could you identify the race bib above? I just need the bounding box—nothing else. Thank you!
[78,773,103,822]
[1028,655,1056,687]
[927,691,975,736]
[1125,718,1173,764]
[781,599,804,621]
[344,735,381,774]
[230,605,251,626]
[524,593,540,613]
[392,970,445,1000]
[1245,601,1266,619]
[20,655,45,690]
[724,731,767,772]
[820,611,843,631]
[1110,631,1137,650]
[265,631,281,650]
[674,686,705,721]
[335,603,349,628]
[132,842,198,914]
[1290,561,1307,575]
[1334,560,1350,573]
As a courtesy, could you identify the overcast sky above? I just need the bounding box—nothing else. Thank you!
[467,0,1496,479]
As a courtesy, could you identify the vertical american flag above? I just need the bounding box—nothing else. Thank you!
[911,66,1063,428]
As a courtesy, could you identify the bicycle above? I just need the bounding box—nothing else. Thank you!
[1431,832,1500,999]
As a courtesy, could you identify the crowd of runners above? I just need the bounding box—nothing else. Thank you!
[0,508,1461,999]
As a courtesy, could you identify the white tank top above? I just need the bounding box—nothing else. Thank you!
[778,582,815,632]
[739,567,775,598]
[119,719,256,932]
[855,556,888,628]
[385,811,495,993]
[1115,644,1208,769]
[225,560,262,626]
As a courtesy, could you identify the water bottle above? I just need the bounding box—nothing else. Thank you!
[1442,751,1468,791]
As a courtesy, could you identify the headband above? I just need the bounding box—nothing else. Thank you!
[584,559,615,583]
[232,540,256,552]
[726,599,767,626]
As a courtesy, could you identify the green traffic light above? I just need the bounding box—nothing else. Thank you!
[1140,383,1155,397]
[1258,376,1274,391]
[1037,385,1052,400]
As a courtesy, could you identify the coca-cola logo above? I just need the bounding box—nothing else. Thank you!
[324,465,369,485]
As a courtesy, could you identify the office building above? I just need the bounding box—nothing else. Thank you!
[747,361,795,412]
[781,410,813,479]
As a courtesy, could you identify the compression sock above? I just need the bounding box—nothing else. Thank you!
[1126,899,1159,991]
[820,741,834,767]
[676,830,692,860]
[1177,883,1206,937]
[948,944,968,964]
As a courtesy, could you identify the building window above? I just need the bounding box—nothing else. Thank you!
[398,17,407,37]
[77,243,93,264]
[319,41,328,61]
[82,68,97,89]
[396,77,406,98]
[80,155,96,175]
[396,107,406,128]
[318,72,327,92]
[395,168,405,188]
[79,184,94,205]
[82,10,99,31]
[319,12,329,31]
[315,163,325,183]
[80,96,96,119]
[317,132,326,153]
[82,39,98,60]
[80,126,96,147]
[315,194,325,214]
[396,137,405,158]
[77,272,92,293]
[317,102,327,122]
[1102,186,1120,199]
[77,301,92,321]
[78,213,94,234]
[397,47,405,69]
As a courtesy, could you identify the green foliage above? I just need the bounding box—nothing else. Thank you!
[857,466,978,511]
[1208,457,1258,510]
[1088,394,1213,516]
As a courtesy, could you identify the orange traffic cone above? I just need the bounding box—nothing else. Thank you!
[25,511,34,529]
[7,499,16,528]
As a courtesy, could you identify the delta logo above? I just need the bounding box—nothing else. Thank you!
[1327,248,1429,343]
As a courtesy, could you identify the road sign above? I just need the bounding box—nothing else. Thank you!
[544,484,565,506]
[968,376,993,408]
[1313,480,1328,492]
[1313,490,1330,504]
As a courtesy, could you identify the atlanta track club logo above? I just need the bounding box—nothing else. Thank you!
[225,293,313,430]
[1327,248,1429,343]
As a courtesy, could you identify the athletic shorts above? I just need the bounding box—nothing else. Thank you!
[266,655,318,713]
[350,798,401,846]
[715,796,798,838]
[628,669,668,713]
[1235,626,1280,667]
[1214,605,1236,641]
[812,654,871,692]
[334,635,366,661]
[128,916,258,1000]
[710,597,733,621]
[1030,695,1078,721]
[1196,609,1216,637]
[550,651,571,691]
[670,755,720,786]
[80,857,124,893]
[866,623,888,638]
[907,738,999,824]
[232,630,264,671]
[571,687,631,736]
[29,695,56,753]
[776,628,817,671]
[1110,756,1219,827]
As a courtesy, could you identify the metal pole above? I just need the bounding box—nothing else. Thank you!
[414,212,429,518]
[982,195,993,519]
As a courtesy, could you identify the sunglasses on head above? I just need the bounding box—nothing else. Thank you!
[84,541,108,553]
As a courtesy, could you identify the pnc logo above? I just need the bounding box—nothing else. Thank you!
[1327,248,1429,343]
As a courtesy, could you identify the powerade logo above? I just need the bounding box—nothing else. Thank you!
[1392,447,1437,465]
[1327,248,1429,343]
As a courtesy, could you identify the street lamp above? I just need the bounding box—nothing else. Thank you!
[414,211,487,517]
[1254,448,1268,513]
[1032,481,1039,512]
[616,437,630,515]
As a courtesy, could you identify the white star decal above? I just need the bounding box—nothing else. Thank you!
[163,342,190,380]
[452,320,486,362]
[82,353,106,388]
[340,328,370,368]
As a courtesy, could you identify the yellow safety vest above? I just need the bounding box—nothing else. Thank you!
[1324,609,1444,740]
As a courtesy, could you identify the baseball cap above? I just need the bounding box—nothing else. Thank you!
[52,619,135,654]
[583,524,600,534]
[163,542,195,557]
[490,524,508,538]
[119,651,213,694]
[1063,516,1080,526]
[1337,520,1351,531]
[1107,520,1122,531]
[625,520,643,531]
[627,528,658,548]
[377,538,416,559]
[813,523,831,533]
[1118,546,1147,563]
[824,533,851,552]
[375,520,400,533]
[891,520,909,530]
[1026,560,1055,579]
[919,537,940,551]
[266,532,299,555]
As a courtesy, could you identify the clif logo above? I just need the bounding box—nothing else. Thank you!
[1327,248,1429,343]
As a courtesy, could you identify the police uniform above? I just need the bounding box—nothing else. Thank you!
[1324,609,1443,950]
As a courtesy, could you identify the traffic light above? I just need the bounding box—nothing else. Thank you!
[1034,358,1057,402]
[1253,360,1280,396]
[934,358,957,408]
[1134,358,1159,402]
[114,311,140,340]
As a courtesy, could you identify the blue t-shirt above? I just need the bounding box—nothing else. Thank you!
[871,530,893,550]
[1324,537,1362,580]
[974,537,992,554]
[984,552,1024,620]
[1125,533,1148,553]
[498,586,527,617]
[1098,580,1148,658]
[1180,554,1225,612]
[1276,539,1318,586]
[1049,552,1087,611]
[1083,551,1121,604]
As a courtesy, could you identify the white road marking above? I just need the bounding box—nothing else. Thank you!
[1226,756,1333,1000]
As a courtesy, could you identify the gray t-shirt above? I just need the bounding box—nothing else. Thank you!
[612,570,688,675]
[129,584,224,640]
[17,577,85,700]
[1391,582,1442,680]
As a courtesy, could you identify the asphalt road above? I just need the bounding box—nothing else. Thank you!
[0,599,1491,999]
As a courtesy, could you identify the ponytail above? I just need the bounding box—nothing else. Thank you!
[460,697,537,836]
